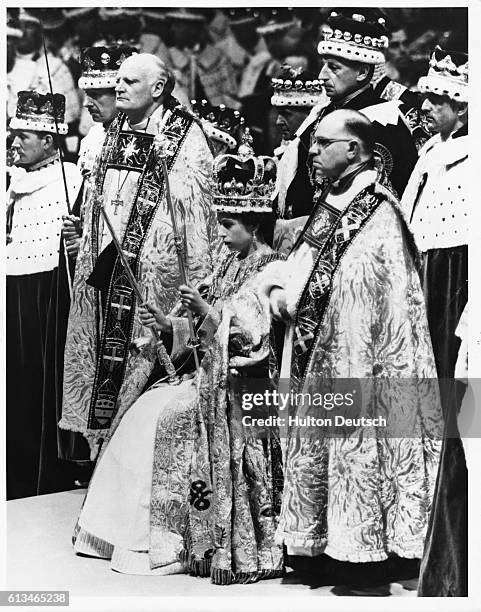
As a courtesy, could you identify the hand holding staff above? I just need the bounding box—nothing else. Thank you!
[156,134,201,370]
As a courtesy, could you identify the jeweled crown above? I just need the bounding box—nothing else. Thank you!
[271,64,325,107]
[418,46,468,102]
[213,129,277,213]
[191,99,244,149]
[10,91,67,135]
[318,10,389,65]
[79,45,138,89]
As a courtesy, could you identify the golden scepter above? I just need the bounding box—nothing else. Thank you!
[154,131,201,371]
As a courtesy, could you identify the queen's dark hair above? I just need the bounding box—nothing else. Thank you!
[216,211,275,246]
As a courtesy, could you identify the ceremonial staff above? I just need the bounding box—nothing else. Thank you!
[39,21,75,298]
[95,195,180,385]
[155,133,201,371]
[40,23,72,216]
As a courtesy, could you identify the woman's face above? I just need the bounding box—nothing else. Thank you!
[217,215,253,256]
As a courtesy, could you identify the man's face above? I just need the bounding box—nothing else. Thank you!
[421,93,459,135]
[308,115,352,180]
[275,107,309,142]
[83,88,117,123]
[319,55,365,100]
[115,63,156,117]
[11,130,49,167]
[386,29,408,63]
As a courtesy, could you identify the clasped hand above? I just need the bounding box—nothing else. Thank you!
[139,284,209,333]
[178,284,210,317]
[138,303,172,333]
[62,215,82,259]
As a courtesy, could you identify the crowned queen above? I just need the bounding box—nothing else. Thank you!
[72,129,285,584]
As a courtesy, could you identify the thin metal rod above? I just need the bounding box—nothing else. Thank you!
[39,20,73,300]
[160,157,200,371]
[40,23,72,216]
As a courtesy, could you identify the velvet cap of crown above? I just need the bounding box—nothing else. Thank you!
[418,46,468,103]
[271,64,325,107]
[228,8,261,27]
[191,99,244,150]
[257,8,297,36]
[78,45,138,90]
[213,129,277,213]
[10,91,67,135]
[318,10,389,65]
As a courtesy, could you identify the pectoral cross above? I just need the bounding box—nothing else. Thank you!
[112,190,123,215]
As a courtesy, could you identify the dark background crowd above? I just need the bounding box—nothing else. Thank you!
[7,6,468,159]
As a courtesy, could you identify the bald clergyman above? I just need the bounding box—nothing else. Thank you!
[60,54,219,457]
[257,109,442,585]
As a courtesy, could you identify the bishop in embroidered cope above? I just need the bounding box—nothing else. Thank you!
[257,110,442,583]
[60,54,219,457]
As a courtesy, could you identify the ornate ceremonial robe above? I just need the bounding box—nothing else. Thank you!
[259,169,442,563]
[60,103,219,456]
[73,244,283,584]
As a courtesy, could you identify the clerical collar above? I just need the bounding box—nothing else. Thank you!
[330,161,373,194]
[128,116,151,132]
[26,152,60,173]
[330,83,372,110]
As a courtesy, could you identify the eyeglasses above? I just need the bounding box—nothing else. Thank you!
[311,137,353,150]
